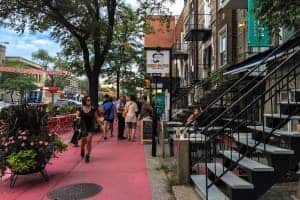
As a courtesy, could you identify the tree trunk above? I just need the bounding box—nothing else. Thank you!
[117,69,120,99]
[88,71,99,107]
[51,76,55,104]
[10,92,14,103]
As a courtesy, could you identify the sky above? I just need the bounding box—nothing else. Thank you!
[0,0,184,61]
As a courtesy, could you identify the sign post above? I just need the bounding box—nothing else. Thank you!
[146,48,170,157]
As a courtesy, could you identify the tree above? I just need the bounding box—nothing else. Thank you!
[1,0,117,106]
[103,4,145,99]
[254,0,300,33]
[0,0,174,106]
[32,49,53,70]
[32,49,69,103]
[0,73,37,103]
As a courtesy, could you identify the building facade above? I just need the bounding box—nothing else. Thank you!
[170,0,298,110]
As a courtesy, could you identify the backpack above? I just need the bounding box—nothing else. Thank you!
[104,102,113,120]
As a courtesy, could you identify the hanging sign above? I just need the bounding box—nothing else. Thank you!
[146,50,170,74]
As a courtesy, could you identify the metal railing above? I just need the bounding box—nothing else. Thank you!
[185,13,212,34]
[172,42,188,56]
[189,33,300,199]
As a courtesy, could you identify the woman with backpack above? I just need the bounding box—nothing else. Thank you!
[123,95,138,141]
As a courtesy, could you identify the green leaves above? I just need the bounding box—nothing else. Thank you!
[254,0,300,31]
[6,149,37,174]
[0,73,37,102]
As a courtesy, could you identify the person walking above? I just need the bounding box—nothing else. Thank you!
[70,108,81,147]
[80,96,97,163]
[102,95,116,140]
[124,95,138,141]
[116,95,126,140]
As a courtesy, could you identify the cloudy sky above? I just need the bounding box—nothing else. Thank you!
[0,0,183,60]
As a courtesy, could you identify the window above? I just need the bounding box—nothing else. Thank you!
[219,28,227,66]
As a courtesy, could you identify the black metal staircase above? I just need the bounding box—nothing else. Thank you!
[188,33,300,200]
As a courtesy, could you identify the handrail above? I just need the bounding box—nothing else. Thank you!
[206,61,300,190]
[187,31,300,126]
[203,48,300,141]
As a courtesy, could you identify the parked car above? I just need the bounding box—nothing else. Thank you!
[54,99,82,108]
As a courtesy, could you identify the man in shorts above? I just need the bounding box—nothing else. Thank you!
[102,95,116,140]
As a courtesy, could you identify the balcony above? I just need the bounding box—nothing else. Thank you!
[219,0,247,9]
[184,13,212,41]
[172,42,188,59]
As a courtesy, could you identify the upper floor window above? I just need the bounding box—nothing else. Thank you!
[219,27,227,66]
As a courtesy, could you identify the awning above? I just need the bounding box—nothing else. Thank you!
[224,33,299,75]
[224,48,282,75]
[0,66,45,75]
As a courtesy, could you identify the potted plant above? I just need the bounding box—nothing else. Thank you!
[0,104,67,187]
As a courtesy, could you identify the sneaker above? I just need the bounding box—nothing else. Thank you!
[118,136,126,140]
[104,137,107,140]
[85,154,90,163]
[81,150,85,158]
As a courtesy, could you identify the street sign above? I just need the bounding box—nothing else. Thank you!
[146,50,170,74]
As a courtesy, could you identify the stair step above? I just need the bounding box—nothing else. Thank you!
[191,175,229,200]
[238,138,294,155]
[221,150,274,172]
[207,163,254,189]
[264,113,300,120]
[279,101,300,105]
[247,125,300,137]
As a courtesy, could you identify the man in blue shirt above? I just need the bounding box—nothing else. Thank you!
[102,95,116,140]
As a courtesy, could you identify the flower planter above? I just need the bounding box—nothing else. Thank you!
[0,104,67,188]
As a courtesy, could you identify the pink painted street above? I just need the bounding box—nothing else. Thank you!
[0,130,152,200]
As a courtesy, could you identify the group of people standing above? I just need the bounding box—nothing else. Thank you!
[70,94,153,163]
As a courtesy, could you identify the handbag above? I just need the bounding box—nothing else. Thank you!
[122,102,132,118]
[76,118,87,139]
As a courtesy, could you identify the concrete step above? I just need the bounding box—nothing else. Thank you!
[247,125,300,137]
[221,150,274,172]
[207,163,254,190]
[238,138,294,155]
[191,175,229,200]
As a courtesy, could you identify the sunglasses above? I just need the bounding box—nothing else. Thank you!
[86,99,91,102]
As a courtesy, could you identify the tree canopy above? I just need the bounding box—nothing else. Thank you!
[0,0,174,105]
[32,49,69,91]
[102,4,145,98]
[0,73,37,102]
[254,0,300,32]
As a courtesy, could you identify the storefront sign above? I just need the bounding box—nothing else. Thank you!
[146,50,170,74]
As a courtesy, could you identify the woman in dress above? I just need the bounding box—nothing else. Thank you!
[80,96,97,163]
[124,95,138,141]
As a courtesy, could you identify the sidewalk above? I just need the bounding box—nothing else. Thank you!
[0,126,152,200]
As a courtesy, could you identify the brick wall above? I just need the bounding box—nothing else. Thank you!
[144,16,175,49]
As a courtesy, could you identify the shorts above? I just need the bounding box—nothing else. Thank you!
[126,122,136,129]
